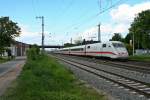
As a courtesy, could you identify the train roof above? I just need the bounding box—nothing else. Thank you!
[60,41,123,50]
[109,41,123,43]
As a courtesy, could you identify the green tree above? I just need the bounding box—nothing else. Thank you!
[0,17,21,55]
[124,33,132,44]
[64,43,74,47]
[110,33,124,41]
[129,10,150,49]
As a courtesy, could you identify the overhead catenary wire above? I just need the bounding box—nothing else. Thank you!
[98,0,102,11]
[60,0,74,17]
[60,0,126,44]
[31,0,40,16]
[76,0,124,29]
[52,0,75,27]
[61,0,125,32]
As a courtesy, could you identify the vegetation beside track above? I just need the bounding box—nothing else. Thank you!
[0,57,10,64]
[1,47,106,100]
[129,55,150,62]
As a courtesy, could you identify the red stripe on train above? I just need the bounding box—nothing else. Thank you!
[87,52,116,55]
[65,51,117,55]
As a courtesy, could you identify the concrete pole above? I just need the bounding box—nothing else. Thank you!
[98,23,101,42]
[36,16,45,52]
[133,29,135,56]
[42,16,44,51]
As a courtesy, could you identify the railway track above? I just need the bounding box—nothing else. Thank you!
[53,55,150,99]
[58,54,150,74]
[94,59,150,74]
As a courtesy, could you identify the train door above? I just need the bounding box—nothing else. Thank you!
[102,43,113,58]
[86,45,90,56]
[102,43,107,57]
[99,43,102,57]
[84,44,86,56]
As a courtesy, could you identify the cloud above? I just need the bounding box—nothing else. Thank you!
[16,24,66,45]
[15,1,150,45]
[75,1,150,42]
[74,24,114,42]
[15,25,41,44]
[15,25,66,45]
[109,1,150,36]
[78,27,97,40]
[110,2,150,23]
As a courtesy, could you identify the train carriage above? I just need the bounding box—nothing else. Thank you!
[54,41,128,59]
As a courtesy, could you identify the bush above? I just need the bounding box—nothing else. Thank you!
[1,43,106,100]
[1,54,106,100]
[0,47,5,57]
[26,45,40,60]
[125,43,132,55]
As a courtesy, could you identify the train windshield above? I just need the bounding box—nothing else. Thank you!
[112,43,125,48]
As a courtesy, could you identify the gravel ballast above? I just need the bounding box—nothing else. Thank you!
[60,55,150,84]
[58,59,149,100]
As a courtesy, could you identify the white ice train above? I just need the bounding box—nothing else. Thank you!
[55,41,129,59]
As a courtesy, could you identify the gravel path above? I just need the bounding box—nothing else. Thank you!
[0,57,26,96]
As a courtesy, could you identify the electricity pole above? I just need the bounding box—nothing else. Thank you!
[98,23,101,42]
[70,38,72,44]
[36,16,44,52]
[133,28,135,56]
[98,0,101,43]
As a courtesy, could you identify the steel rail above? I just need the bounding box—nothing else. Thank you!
[58,54,150,74]
[53,55,150,98]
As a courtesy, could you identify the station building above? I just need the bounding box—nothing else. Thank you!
[5,41,30,57]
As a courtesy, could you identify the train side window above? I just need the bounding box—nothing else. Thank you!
[87,46,90,49]
[81,48,84,51]
[102,44,106,48]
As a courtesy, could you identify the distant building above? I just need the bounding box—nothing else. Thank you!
[5,41,30,57]
[135,49,150,55]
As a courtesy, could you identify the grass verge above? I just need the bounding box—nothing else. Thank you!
[0,57,10,64]
[1,54,106,100]
[129,55,150,62]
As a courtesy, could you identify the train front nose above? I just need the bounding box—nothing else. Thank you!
[117,48,129,58]
[118,52,128,56]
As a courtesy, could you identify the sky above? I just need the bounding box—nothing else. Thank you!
[0,0,150,46]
